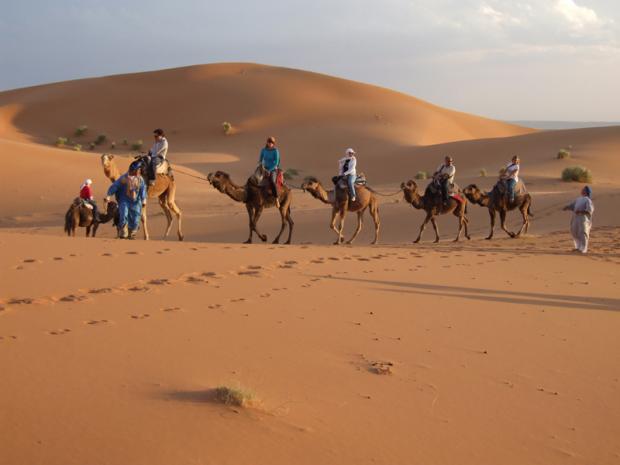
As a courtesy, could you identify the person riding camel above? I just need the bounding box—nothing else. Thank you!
[259,136,281,208]
[433,156,456,205]
[338,148,358,202]
[79,179,100,221]
[148,128,168,186]
[105,160,147,239]
[501,155,520,203]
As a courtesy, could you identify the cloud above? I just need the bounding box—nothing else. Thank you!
[554,0,601,30]
[479,3,522,26]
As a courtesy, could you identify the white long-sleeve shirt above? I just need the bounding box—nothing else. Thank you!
[568,196,594,219]
[436,163,455,184]
[505,162,520,182]
[150,137,168,159]
[339,155,357,177]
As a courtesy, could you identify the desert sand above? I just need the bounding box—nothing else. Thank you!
[1,64,619,465]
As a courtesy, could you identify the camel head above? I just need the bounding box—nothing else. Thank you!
[463,184,483,203]
[400,180,418,203]
[101,153,114,168]
[300,176,321,193]
[207,171,231,192]
[101,153,120,182]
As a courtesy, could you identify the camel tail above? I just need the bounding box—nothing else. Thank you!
[64,208,73,236]
[527,205,534,217]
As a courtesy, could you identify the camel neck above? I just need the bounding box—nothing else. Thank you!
[224,181,247,202]
[310,185,332,204]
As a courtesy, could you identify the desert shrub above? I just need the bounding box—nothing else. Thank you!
[131,139,143,151]
[562,166,592,183]
[222,121,232,135]
[479,168,487,177]
[122,138,128,145]
[557,148,571,159]
[56,137,68,147]
[73,144,82,151]
[95,134,107,145]
[213,385,256,407]
[89,142,96,150]
[414,171,428,180]
[498,167,507,176]
[110,141,116,149]
[74,125,88,137]
[284,168,300,180]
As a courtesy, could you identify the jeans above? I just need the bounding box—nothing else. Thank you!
[118,200,143,233]
[346,174,357,199]
[506,178,517,202]
[149,156,164,181]
[440,179,449,202]
[267,170,278,197]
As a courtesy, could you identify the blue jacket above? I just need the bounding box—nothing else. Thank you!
[107,174,147,204]
[259,147,280,172]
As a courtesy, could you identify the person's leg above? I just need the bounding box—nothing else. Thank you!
[581,218,591,253]
[127,202,142,239]
[117,201,129,238]
[441,179,449,203]
[347,175,357,200]
[270,170,278,197]
[507,179,516,203]
[89,200,100,221]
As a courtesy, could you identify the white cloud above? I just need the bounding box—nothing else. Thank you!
[480,3,522,26]
[554,0,601,30]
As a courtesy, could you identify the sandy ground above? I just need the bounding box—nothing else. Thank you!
[1,64,619,465]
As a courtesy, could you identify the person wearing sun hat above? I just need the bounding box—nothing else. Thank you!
[338,147,358,202]
[563,185,594,253]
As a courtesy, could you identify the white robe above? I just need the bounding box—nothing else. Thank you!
[566,196,594,253]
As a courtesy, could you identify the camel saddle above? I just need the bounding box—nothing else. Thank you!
[73,197,93,209]
[494,179,527,198]
[426,180,460,197]
[332,173,367,191]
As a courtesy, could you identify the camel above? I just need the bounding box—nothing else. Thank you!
[463,182,533,240]
[400,179,470,243]
[64,199,118,237]
[101,154,183,241]
[207,169,294,244]
[300,177,380,245]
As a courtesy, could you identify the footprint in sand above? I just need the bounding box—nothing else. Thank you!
[128,286,150,292]
[148,278,171,286]
[208,304,222,310]
[125,251,140,255]
[230,298,247,303]
[202,272,221,279]
[59,294,88,303]
[162,306,183,313]
[48,328,71,336]
[186,276,207,284]
[23,258,39,263]
[130,314,150,320]
[89,288,113,294]
[238,270,262,277]
[53,257,64,261]
[8,298,35,305]
[0,335,18,342]
[86,319,109,326]
[260,293,271,298]
[101,253,113,257]
[310,259,324,264]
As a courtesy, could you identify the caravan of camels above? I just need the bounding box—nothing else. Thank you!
[65,134,532,246]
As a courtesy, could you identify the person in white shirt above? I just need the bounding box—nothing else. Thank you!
[148,128,168,185]
[433,156,456,204]
[502,156,520,203]
[338,148,358,202]
[563,186,594,253]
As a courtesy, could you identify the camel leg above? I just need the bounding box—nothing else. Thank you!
[486,209,496,240]
[245,204,255,243]
[167,200,183,241]
[369,199,380,245]
[499,210,516,238]
[346,211,364,244]
[272,204,287,244]
[284,206,294,245]
[515,204,529,237]
[414,212,432,243]
[336,209,346,245]
[431,217,440,243]
[329,209,341,244]
[85,225,91,237]
[159,194,173,239]
[92,223,100,237]
[141,204,150,241]
[252,206,268,242]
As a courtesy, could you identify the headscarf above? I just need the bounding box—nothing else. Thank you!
[583,185,592,198]
[129,160,143,172]
[80,179,92,190]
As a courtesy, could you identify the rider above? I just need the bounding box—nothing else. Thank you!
[338,148,357,202]
[79,179,100,221]
[433,156,456,204]
[259,136,280,207]
[502,155,520,203]
[148,128,168,186]
[105,161,147,239]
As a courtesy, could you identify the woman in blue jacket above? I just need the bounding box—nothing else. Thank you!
[259,136,280,205]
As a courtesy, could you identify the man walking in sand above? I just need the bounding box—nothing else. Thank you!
[105,161,147,239]
[563,185,594,253]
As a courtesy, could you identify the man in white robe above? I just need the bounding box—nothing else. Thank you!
[563,186,594,253]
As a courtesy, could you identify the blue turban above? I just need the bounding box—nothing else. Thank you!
[583,185,592,197]
[129,160,143,172]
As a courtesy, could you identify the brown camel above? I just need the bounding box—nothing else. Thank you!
[463,183,533,240]
[64,199,118,237]
[400,179,470,243]
[207,169,294,244]
[101,154,183,241]
[300,177,380,245]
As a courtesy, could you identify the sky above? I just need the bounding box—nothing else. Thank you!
[1,0,619,121]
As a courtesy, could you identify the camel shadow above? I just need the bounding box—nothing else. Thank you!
[313,275,620,313]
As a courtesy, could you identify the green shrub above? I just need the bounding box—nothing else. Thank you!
[222,121,232,135]
[73,144,82,151]
[479,168,487,177]
[213,385,256,407]
[122,138,128,146]
[74,125,88,137]
[95,134,107,145]
[131,140,143,151]
[284,168,300,181]
[55,137,68,147]
[562,166,592,183]
[557,148,571,159]
[414,171,427,180]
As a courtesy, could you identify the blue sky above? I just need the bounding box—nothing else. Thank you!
[1,0,619,120]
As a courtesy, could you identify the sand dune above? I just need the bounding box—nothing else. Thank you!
[1,64,620,465]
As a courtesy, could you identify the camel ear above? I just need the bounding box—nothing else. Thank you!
[400,182,406,189]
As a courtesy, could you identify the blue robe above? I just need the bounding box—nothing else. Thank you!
[107,174,147,231]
